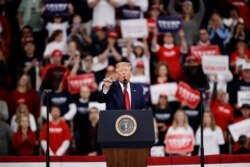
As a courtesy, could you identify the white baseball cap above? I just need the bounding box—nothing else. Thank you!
[242,63,250,70]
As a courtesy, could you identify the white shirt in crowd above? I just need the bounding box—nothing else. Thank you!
[43,41,67,58]
[88,0,116,27]
[10,114,37,133]
[129,54,150,82]
[46,22,69,45]
[165,125,195,155]
[195,126,225,155]
[166,125,195,142]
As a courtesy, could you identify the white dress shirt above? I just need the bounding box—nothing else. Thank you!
[119,81,131,107]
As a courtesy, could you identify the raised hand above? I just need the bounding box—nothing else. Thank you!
[103,76,113,90]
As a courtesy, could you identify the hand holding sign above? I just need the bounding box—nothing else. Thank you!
[175,82,200,109]
[121,19,148,38]
[228,119,250,142]
[44,0,69,17]
[165,134,194,154]
[157,16,182,33]
[190,45,220,63]
[237,91,250,108]
[67,73,96,94]
[202,55,229,75]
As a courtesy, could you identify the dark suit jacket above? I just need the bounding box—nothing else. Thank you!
[97,81,145,110]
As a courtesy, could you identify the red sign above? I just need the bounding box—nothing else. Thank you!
[147,18,156,30]
[175,82,200,109]
[67,74,95,94]
[165,134,194,153]
[190,45,220,63]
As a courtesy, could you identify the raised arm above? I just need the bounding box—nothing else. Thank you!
[168,0,181,16]
[108,0,120,8]
[143,36,150,57]
[179,29,188,54]
[97,77,113,103]
[88,0,101,8]
[151,28,160,52]
[193,0,205,27]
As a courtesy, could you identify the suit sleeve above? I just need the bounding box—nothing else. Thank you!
[97,87,110,103]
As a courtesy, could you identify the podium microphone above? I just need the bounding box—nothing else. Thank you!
[122,78,128,88]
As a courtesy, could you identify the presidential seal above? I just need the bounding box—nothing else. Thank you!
[115,115,137,137]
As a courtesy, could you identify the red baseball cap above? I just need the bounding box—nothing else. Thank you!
[108,31,118,39]
[51,49,63,57]
[136,60,145,68]
[186,55,198,62]
[95,26,105,32]
[22,38,34,46]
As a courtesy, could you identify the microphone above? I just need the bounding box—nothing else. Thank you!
[122,78,128,88]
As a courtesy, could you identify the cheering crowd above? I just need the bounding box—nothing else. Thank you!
[0,0,250,156]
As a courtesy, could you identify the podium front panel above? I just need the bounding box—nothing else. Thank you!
[97,110,155,148]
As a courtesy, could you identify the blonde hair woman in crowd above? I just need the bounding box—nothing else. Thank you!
[195,111,224,155]
[164,109,195,156]
[10,103,37,133]
[12,114,36,155]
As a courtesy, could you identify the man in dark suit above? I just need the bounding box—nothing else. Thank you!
[97,62,145,110]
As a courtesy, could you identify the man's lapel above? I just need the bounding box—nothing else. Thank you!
[113,81,125,108]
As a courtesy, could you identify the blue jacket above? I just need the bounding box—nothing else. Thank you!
[97,81,145,110]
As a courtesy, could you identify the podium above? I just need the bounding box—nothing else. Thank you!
[98,110,155,167]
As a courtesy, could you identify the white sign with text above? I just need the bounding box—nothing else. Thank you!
[150,83,178,104]
[202,55,229,75]
[121,19,148,38]
[237,91,250,108]
[228,119,250,142]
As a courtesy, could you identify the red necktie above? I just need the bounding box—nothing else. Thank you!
[124,88,130,110]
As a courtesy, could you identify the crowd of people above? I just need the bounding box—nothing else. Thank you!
[0,0,250,156]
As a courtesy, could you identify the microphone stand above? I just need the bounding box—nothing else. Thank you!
[44,90,51,167]
[199,89,205,167]
[182,65,209,167]
[122,78,128,88]
[38,66,66,167]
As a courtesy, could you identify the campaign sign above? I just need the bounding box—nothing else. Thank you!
[147,18,157,30]
[202,55,229,75]
[165,134,194,153]
[150,83,178,104]
[67,73,95,94]
[190,45,220,63]
[157,16,182,33]
[151,146,165,157]
[44,0,69,16]
[237,91,250,108]
[120,19,148,38]
[228,119,250,142]
[175,82,200,109]
[88,102,106,111]
[235,58,246,67]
